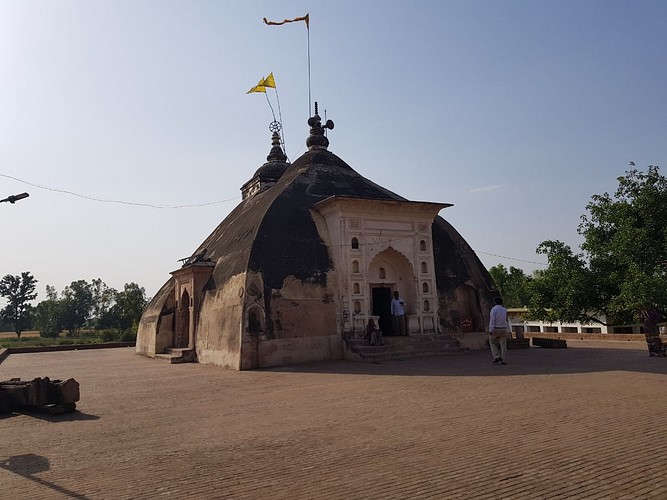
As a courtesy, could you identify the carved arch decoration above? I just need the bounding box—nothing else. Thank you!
[367,246,416,315]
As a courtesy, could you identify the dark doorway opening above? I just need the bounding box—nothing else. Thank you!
[176,290,190,348]
[372,287,393,336]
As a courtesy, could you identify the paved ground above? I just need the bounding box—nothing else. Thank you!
[1,340,666,499]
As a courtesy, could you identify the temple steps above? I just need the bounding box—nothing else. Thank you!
[154,347,196,364]
[346,334,466,362]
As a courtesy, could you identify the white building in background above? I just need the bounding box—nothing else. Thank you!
[507,308,645,335]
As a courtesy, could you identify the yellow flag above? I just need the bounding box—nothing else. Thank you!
[263,13,309,30]
[261,73,276,89]
[247,76,268,94]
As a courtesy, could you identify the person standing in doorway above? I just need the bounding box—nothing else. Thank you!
[488,297,508,364]
[391,291,407,336]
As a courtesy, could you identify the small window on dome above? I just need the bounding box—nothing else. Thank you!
[352,260,360,273]
[379,267,386,280]
[351,237,359,249]
[420,240,427,252]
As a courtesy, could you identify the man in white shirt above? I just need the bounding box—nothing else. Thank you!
[488,296,508,364]
[391,291,407,336]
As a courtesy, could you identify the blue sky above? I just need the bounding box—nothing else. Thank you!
[2,0,666,301]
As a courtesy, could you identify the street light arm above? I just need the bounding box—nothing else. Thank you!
[0,192,30,204]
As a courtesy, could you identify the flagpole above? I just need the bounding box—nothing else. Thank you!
[307,25,311,118]
[275,89,286,155]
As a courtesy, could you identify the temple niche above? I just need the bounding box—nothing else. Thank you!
[136,109,497,369]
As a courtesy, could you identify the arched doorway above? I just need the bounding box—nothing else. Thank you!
[368,247,415,336]
[176,290,190,348]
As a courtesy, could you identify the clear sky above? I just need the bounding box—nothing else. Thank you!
[2,0,666,302]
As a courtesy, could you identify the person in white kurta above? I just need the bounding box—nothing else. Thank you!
[488,297,509,364]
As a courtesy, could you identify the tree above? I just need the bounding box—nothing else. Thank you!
[530,166,667,324]
[579,166,667,322]
[90,278,116,327]
[488,264,532,307]
[100,282,148,331]
[0,272,38,338]
[60,280,94,336]
[32,295,64,338]
[527,241,594,323]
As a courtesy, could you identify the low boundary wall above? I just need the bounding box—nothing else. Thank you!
[0,342,136,366]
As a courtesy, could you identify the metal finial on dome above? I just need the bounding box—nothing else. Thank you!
[306,101,334,150]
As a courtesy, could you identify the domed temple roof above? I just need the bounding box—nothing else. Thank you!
[185,111,490,294]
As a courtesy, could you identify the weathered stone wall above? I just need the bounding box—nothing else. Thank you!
[194,274,246,369]
[136,281,174,357]
[237,270,340,369]
[255,334,343,368]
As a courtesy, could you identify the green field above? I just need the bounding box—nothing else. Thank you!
[0,330,134,349]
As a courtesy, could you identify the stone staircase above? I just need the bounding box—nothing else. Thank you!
[345,334,467,362]
[154,347,197,364]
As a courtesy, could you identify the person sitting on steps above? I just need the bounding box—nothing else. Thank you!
[366,318,384,346]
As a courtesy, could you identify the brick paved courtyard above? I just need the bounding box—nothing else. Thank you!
[1,340,667,499]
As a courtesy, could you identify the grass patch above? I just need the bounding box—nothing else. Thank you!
[0,329,136,349]
[0,336,105,349]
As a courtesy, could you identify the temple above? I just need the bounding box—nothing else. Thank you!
[136,109,497,369]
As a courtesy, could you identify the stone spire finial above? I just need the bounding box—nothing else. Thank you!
[306,102,334,150]
[266,130,287,163]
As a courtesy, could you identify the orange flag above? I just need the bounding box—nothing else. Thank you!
[263,14,309,29]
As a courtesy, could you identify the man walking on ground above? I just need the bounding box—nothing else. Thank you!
[489,297,508,365]
[391,291,407,336]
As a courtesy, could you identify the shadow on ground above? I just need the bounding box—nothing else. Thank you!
[263,342,667,378]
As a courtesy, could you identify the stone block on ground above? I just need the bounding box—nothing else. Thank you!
[0,377,79,413]
[507,338,530,349]
[532,337,567,348]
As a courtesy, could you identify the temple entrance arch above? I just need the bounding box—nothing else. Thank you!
[176,290,190,348]
[368,247,415,335]
[455,284,483,332]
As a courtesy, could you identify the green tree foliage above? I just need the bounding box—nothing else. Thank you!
[100,282,148,331]
[0,272,38,338]
[90,278,116,324]
[31,279,148,339]
[488,264,532,307]
[60,280,94,336]
[33,292,64,338]
[527,241,593,323]
[530,166,667,323]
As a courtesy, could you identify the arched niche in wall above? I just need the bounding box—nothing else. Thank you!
[247,305,265,333]
[455,284,483,332]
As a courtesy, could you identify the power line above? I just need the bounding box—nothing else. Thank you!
[4,171,549,265]
[475,250,547,267]
[0,173,240,209]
